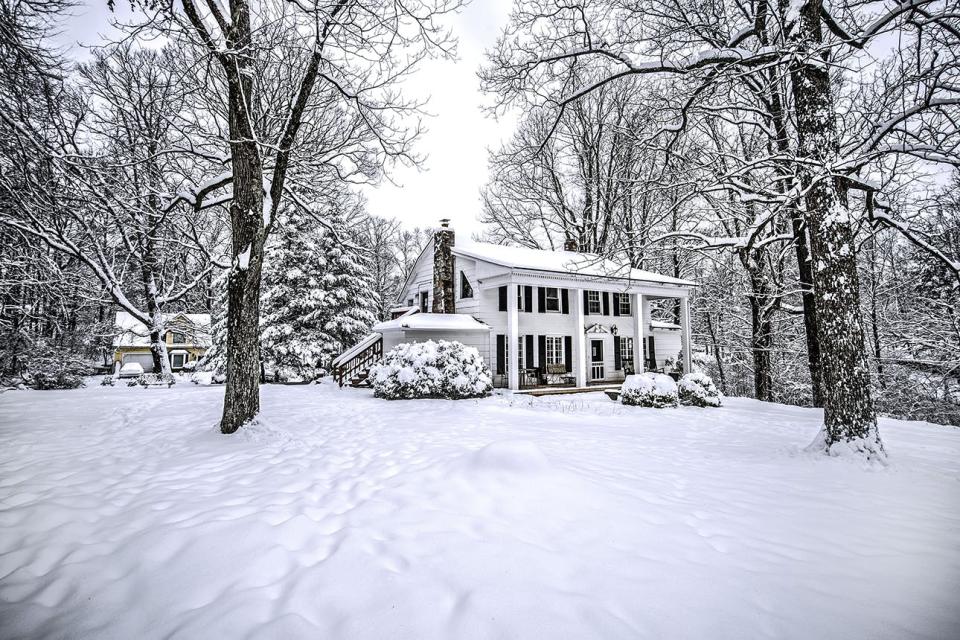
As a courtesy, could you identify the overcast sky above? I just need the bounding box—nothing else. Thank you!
[58,1,516,238]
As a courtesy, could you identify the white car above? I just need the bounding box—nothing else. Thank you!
[118,362,145,379]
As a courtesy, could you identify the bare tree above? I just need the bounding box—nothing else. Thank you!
[482,0,959,458]
[127,0,464,432]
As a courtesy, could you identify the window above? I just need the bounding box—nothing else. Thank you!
[619,295,631,316]
[587,291,601,314]
[517,337,525,370]
[545,287,560,312]
[170,353,186,369]
[420,291,428,313]
[171,332,186,344]
[460,271,473,298]
[407,298,414,307]
[517,286,526,311]
[545,336,564,365]
[620,337,634,366]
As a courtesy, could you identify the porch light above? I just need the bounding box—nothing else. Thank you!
[610,324,619,336]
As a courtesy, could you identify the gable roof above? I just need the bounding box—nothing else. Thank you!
[113,311,212,348]
[451,241,695,286]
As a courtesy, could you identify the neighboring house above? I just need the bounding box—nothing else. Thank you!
[113,312,212,373]
[334,221,696,390]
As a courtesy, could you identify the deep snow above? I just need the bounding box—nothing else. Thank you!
[1,383,958,639]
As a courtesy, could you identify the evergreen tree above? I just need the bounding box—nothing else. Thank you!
[259,207,380,382]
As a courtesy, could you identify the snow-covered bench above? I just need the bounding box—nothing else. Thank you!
[133,373,176,388]
[544,363,575,386]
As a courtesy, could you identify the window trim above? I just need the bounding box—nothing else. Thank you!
[544,287,560,313]
[619,337,634,367]
[545,335,565,365]
[587,290,602,314]
[459,271,473,299]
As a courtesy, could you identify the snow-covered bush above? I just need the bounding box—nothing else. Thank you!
[100,375,115,387]
[678,372,722,407]
[20,342,89,390]
[620,373,678,408]
[372,340,492,400]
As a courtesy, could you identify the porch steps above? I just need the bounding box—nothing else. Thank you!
[349,370,371,388]
[514,384,622,398]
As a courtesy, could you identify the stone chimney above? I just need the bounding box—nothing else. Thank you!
[563,237,578,252]
[432,219,455,313]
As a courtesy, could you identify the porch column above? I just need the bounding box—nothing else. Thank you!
[632,293,644,374]
[572,287,587,387]
[642,296,652,369]
[680,295,693,373]
[507,282,520,390]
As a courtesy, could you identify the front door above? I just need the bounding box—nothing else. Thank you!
[590,339,604,381]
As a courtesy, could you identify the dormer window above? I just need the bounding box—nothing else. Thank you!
[171,332,186,344]
[460,271,473,299]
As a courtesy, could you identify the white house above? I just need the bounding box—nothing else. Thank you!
[334,222,695,390]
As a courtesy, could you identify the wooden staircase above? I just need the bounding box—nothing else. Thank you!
[332,335,383,388]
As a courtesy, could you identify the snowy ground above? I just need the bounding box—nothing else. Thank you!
[1,383,958,640]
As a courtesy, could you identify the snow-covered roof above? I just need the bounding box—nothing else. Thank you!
[372,313,492,333]
[452,241,696,287]
[651,321,681,330]
[113,311,212,347]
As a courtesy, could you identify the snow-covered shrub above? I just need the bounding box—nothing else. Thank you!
[131,373,176,388]
[620,373,679,408]
[372,340,492,400]
[20,342,89,390]
[100,375,115,387]
[678,372,722,407]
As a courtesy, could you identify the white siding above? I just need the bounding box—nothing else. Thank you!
[381,329,491,370]
[454,256,480,315]
[401,239,435,311]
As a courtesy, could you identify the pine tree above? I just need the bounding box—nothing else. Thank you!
[259,208,380,382]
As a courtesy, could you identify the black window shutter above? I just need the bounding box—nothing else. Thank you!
[614,335,622,370]
[538,287,546,313]
[496,335,506,374]
[647,335,657,369]
[582,290,590,316]
[525,335,534,369]
[561,289,569,314]
[564,336,573,373]
[538,335,547,373]
[612,293,620,316]
[602,292,610,315]
[524,286,533,313]
[498,286,507,312]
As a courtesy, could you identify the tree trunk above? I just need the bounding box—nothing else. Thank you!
[705,312,727,394]
[219,0,266,434]
[750,297,774,402]
[759,0,823,407]
[790,210,824,406]
[790,0,883,458]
